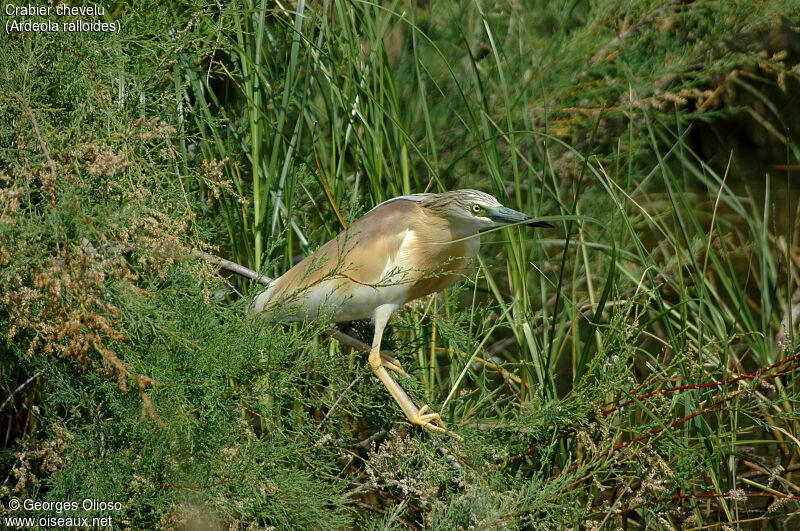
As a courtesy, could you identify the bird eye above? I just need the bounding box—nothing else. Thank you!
[472,204,482,214]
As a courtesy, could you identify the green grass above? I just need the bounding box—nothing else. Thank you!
[2,0,800,528]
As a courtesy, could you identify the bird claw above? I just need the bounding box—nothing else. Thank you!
[414,405,442,426]
[410,405,463,441]
[380,350,409,377]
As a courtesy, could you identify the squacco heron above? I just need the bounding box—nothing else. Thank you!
[249,189,552,435]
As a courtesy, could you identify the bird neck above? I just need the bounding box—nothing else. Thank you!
[414,208,478,243]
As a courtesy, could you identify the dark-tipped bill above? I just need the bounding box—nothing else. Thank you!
[526,219,554,228]
[489,206,554,228]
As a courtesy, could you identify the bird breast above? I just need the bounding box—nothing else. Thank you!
[398,209,480,303]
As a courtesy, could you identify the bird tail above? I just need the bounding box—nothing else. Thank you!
[247,281,278,317]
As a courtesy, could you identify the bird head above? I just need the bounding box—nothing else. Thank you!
[424,189,553,233]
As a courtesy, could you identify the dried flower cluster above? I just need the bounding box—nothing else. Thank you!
[0,422,73,498]
[1,248,151,392]
[1,116,205,395]
[364,430,448,506]
[86,146,132,177]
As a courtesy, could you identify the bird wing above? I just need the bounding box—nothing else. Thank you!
[253,199,420,320]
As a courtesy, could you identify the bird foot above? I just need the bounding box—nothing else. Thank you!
[410,405,463,441]
[380,350,409,377]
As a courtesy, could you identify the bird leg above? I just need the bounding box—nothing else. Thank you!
[368,304,449,435]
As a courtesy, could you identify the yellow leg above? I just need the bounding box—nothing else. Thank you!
[368,304,447,435]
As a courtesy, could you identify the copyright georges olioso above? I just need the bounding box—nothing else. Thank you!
[4,3,120,35]
[4,497,123,528]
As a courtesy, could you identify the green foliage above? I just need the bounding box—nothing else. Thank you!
[3,0,800,528]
